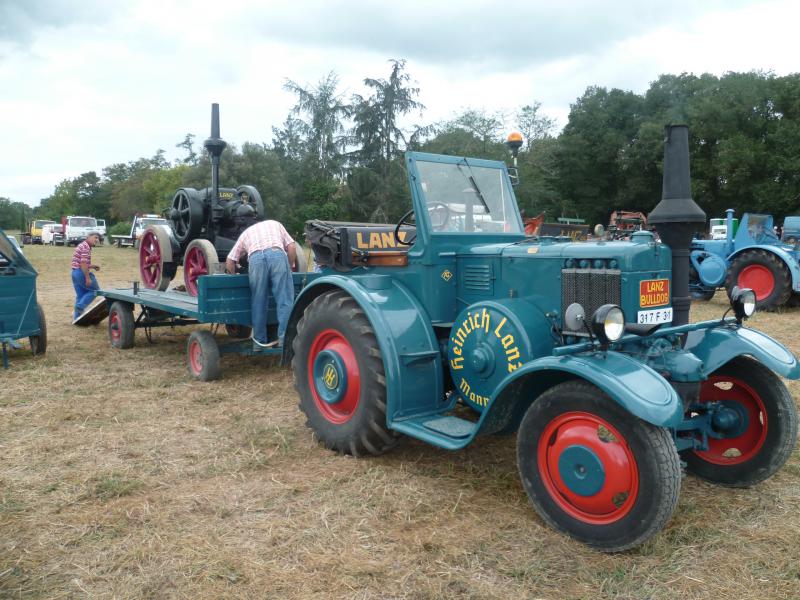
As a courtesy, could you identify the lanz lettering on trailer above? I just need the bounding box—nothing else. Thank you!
[639,278,670,307]
[356,231,408,249]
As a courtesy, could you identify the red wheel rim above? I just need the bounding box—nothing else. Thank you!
[189,339,203,375]
[695,375,767,465]
[139,230,162,289]
[109,311,121,343]
[738,264,774,300]
[307,329,360,424]
[184,245,209,297]
[537,412,639,525]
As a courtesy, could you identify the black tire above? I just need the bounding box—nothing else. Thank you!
[29,303,47,355]
[517,381,681,552]
[681,356,797,487]
[108,301,135,349]
[187,330,221,381]
[224,324,252,339]
[725,249,791,310]
[292,290,398,456]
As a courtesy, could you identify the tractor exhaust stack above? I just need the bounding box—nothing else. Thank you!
[648,125,706,329]
[204,103,227,203]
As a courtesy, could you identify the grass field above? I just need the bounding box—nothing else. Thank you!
[2,242,800,599]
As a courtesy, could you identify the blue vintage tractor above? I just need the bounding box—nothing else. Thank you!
[690,210,800,309]
[0,228,47,368]
[289,126,799,551]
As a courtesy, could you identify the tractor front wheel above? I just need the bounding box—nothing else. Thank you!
[187,330,221,381]
[292,290,398,456]
[725,249,791,310]
[681,356,797,487]
[108,301,135,349]
[517,381,681,552]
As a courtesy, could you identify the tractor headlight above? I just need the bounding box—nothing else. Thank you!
[591,304,625,344]
[730,286,756,322]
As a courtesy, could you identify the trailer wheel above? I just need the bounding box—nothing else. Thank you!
[184,239,220,297]
[139,225,177,291]
[29,303,47,356]
[517,381,681,552]
[187,330,221,381]
[725,249,791,310]
[292,290,398,456]
[682,356,797,487]
[108,302,135,349]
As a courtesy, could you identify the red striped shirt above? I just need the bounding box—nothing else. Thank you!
[71,240,92,269]
[227,220,295,262]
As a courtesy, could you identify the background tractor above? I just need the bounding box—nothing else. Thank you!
[690,209,800,308]
[139,104,270,296]
[289,126,799,551]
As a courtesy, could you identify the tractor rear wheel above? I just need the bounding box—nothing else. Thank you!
[139,225,177,291]
[517,381,681,552]
[292,290,398,456]
[725,249,791,310]
[29,303,47,355]
[187,330,221,381]
[108,301,135,349]
[183,239,220,297]
[681,356,797,487]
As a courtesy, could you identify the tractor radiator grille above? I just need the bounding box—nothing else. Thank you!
[561,268,621,336]
[463,264,493,292]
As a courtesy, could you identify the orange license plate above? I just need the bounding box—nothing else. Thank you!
[639,279,670,308]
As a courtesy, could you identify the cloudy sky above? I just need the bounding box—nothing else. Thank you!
[1,0,798,207]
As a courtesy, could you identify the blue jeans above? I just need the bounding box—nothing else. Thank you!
[72,268,99,314]
[248,249,294,344]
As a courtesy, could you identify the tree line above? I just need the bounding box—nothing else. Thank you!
[17,62,800,237]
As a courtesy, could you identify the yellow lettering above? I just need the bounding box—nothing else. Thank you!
[453,345,462,356]
[456,327,466,342]
[369,232,382,248]
[459,378,470,394]
[502,334,515,349]
[450,357,464,370]
[357,232,369,249]
[381,232,395,247]
[506,346,520,362]
[508,362,522,373]
[481,308,490,332]
[494,317,508,338]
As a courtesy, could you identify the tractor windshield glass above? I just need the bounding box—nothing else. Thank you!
[415,159,522,234]
[70,217,96,227]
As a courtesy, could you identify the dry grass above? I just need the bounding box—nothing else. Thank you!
[2,243,800,599]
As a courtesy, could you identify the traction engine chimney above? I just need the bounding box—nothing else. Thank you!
[204,103,227,204]
[648,125,706,329]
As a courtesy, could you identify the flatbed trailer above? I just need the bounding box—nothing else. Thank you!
[96,272,316,380]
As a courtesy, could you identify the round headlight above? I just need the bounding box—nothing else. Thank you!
[591,304,625,344]
[731,286,756,321]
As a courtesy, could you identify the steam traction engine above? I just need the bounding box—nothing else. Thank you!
[138,104,265,295]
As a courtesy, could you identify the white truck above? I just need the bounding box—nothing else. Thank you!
[64,216,103,246]
[41,223,65,245]
[110,214,168,248]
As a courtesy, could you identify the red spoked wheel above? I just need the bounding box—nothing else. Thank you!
[139,225,177,291]
[292,290,398,456]
[183,239,220,297]
[738,264,774,301]
[537,412,638,525]
[517,381,680,551]
[307,329,361,424]
[682,357,797,487]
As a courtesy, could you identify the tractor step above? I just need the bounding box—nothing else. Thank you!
[391,415,478,450]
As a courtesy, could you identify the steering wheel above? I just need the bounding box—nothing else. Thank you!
[394,209,417,246]
[428,202,451,230]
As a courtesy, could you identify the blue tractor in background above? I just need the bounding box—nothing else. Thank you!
[290,126,799,551]
[0,228,47,368]
[690,209,800,309]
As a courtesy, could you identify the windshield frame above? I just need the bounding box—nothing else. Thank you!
[406,152,524,238]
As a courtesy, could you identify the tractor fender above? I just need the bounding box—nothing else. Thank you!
[284,274,444,421]
[727,245,800,290]
[477,352,684,437]
[684,326,800,379]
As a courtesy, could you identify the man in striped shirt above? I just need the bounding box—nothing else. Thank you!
[225,220,297,349]
[71,232,101,321]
